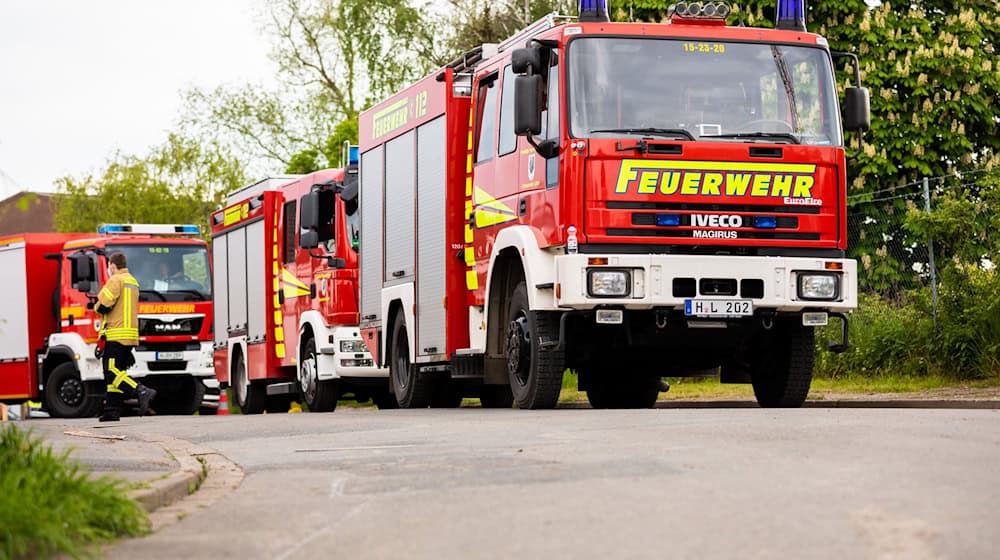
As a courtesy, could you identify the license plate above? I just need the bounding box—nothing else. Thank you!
[684,299,753,318]
[155,351,184,361]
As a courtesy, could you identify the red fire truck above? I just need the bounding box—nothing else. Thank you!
[210,164,389,414]
[0,225,217,417]
[357,0,870,409]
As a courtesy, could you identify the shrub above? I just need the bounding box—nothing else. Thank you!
[0,425,149,560]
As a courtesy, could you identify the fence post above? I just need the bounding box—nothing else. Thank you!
[923,177,938,326]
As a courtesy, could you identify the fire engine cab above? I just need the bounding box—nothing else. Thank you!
[211,157,389,414]
[0,225,216,417]
[358,0,870,409]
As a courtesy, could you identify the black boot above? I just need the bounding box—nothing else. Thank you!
[136,385,157,416]
[99,405,121,422]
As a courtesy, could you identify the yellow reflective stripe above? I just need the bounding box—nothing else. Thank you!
[109,359,137,389]
[107,386,124,394]
[100,287,114,299]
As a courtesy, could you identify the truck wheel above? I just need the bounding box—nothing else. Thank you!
[480,385,514,408]
[389,313,433,408]
[506,281,564,409]
[583,363,660,409]
[616,374,662,409]
[751,323,815,408]
[155,377,206,415]
[233,349,266,414]
[300,337,338,412]
[45,363,101,418]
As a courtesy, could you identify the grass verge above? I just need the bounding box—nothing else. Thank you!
[557,370,1000,403]
[0,424,149,560]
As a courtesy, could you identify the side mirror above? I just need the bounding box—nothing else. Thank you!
[514,74,544,137]
[299,192,320,231]
[300,231,319,250]
[77,281,91,294]
[843,87,871,132]
[70,252,95,284]
[511,47,542,75]
[327,257,346,269]
[535,139,559,160]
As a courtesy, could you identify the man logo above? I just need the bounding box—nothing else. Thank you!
[153,322,184,333]
[691,214,743,228]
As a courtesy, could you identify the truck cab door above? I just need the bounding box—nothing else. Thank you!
[60,250,101,342]
[469,69,513,303]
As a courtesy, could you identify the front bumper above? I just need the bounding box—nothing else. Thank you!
[316,328,388,380]
[130,341,216,378]
[555,254,857,312]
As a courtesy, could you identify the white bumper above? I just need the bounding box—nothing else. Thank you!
[554,254,857,312]
[315,326,387,380]
[131,341,215,378]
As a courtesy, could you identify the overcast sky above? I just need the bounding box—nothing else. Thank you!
[0,0,276,199]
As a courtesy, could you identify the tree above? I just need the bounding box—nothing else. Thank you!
[52,134,246,235]
[184,0,440,175]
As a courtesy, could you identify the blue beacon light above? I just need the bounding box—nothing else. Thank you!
[348,145,360,165]
[776,0,807,32]
[579,0,610,23]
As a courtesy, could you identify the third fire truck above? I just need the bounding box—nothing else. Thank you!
[211,161,389,413]
[358,0,870,409]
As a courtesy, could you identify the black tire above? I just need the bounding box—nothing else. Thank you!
[506,281,564,409]
[299,337,338,412]
[155,377,206,415]
[751,323,815,408]
[389,313,434,408]
[233,348,266,414]
[45,363,102,418]
[480,384,514,409]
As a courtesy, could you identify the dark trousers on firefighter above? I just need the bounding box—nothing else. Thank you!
[103,341,138,411]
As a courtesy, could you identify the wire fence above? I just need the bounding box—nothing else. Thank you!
[847,167,1000,316]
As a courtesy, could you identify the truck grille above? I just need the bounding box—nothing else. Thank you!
[139,317,203,336]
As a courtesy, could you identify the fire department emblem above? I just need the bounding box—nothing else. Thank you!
[527,154,536,181]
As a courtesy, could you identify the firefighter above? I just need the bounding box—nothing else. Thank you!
[95,252,156,421]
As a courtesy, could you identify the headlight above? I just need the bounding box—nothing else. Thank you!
[340,340,368,353]
[588,269,630,297]
[797,273,839,300]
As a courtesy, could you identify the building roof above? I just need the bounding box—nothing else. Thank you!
[0,191,55,235]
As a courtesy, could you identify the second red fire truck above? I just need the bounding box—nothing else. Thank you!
[357,0,869,409]
[210,160,390,413]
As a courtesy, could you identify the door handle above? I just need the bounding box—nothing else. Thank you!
[519,199,527,216]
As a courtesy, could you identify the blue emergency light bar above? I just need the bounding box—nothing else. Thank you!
[348,145,359,165]
[579,0,610,22]
[776,0,807,32]
[98,224,201,235]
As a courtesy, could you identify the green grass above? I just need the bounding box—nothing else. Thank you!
[556,370,1000,403]
[0,425,149,560]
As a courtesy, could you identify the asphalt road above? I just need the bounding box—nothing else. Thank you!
[79,408,999,559]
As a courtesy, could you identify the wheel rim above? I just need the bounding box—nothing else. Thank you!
[235,358,247,405]
[506,313,531,387]
[393,330,410,389]
[58,377,84,407]
[300,353,317,404]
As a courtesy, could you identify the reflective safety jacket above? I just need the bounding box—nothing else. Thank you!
[97,268,140,345]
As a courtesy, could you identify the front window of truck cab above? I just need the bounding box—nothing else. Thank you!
[111,244,212,302]
[567,37,843,146]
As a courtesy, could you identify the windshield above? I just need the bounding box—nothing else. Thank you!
[568,37,842,146]
[112,244,211,302]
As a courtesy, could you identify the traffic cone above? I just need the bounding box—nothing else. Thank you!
[218,390,230,415]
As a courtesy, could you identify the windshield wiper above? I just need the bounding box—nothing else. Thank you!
[590,128,695,141]
[771,45,800,131]
[139,289,167,302]
[168,289,209,302]
[703,132,801,144]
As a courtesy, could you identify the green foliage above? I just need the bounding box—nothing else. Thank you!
[186,0,436,173]
[53,134,246,235]
[0,425,149,559]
